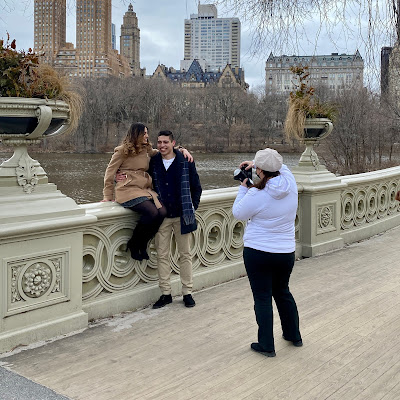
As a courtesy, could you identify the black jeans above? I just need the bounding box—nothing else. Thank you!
[243,247,301,352]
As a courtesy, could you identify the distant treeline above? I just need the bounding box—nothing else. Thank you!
[42,76,287,154]
[38,76,400,175]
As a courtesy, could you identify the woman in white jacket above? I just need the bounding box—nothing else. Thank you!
[232,148,302,357]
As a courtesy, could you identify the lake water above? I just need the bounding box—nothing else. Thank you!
[0,152,301,204]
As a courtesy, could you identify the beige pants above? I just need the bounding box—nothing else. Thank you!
[155,217,193,295]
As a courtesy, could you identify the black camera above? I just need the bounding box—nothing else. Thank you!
[233,164,254,187]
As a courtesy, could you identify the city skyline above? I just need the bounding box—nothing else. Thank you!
[33,0,130,78]
[1,1,387,90]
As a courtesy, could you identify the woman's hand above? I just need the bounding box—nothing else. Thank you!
[115,171,127,182]
[240,178,248,187]
[180,147,194,162]
[239,160,254,170]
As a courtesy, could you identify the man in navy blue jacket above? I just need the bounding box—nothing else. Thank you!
[149,131,202,309]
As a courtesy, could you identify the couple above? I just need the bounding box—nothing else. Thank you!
[102,123,202,308]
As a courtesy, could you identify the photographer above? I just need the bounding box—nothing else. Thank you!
[232,148,302,357]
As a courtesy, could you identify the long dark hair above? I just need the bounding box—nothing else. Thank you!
[252,170,280,190]
[122,122,151,155]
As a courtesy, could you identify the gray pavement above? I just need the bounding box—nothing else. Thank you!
[0,366,70,400]
[1,225,400,399]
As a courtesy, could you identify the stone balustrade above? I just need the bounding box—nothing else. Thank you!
[1,164,400,353]
[340,166,400,242]
[80,187,245,320]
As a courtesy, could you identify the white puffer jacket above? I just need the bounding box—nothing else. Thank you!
[232,165,297,253]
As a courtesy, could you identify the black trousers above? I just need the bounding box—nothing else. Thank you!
[243,247,301,352]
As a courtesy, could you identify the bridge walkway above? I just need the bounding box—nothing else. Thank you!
[1,225,400,399]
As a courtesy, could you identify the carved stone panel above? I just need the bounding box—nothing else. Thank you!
[316,203,336,235]
[3,250,70,317]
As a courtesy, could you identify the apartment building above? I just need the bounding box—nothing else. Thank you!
[75,0,129,78]
[182,3,240,72]
[34,0,66,64]
[153,59,247,90]
[35,0,130,78]
[266,51,364,95]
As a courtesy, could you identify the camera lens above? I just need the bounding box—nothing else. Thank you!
[233,169,244,181]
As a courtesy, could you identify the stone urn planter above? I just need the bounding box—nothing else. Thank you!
[304,117,333,140]
[283,67,337,171]
[0,97,71,139]
[297,117,334,170]
[0,97,71,192]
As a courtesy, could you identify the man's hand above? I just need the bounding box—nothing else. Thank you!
[239,160,254,170]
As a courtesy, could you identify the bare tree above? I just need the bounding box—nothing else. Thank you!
[37,73,398,162]
[324,87,399,174]
[212,0,400,57]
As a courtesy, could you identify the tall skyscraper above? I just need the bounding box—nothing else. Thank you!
[34,0,66,64]
[76,0,112,76]
[120,3,141,76]
[182,3,240,72]
[73,0,131,78]
[34,0,131,78]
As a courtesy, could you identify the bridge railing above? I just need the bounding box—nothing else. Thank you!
[2,164,400,353]
[80,187,245,320]
[340,166,400,243]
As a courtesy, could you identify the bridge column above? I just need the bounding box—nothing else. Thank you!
[0,146,96,353]
[292,144,347,257]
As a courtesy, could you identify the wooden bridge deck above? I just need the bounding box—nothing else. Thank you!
[1,226,400,400]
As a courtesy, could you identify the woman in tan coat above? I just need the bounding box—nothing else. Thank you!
[102,122,168,261]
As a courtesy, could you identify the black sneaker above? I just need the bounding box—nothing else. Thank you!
[126,240,143,261]
[250,343,276,357]
[282,335,303,347]
[129,249,143,261]
[140,249,149,260]
[152,294,172,309]
[183,294,196,308]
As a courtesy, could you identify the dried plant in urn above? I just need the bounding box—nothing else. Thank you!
[284,66,337,142]
[0,33,83,135]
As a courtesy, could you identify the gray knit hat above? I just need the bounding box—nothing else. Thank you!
[254,148,283,172]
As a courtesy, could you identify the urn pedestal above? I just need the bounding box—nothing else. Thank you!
[0,97,71,190]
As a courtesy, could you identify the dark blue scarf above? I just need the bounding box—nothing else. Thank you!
[180,159,196,225]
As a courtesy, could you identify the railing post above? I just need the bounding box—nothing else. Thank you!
[0,150,95,353]
[292,147,347,257]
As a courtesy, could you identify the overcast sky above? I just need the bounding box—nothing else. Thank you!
[0,0,391,91]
